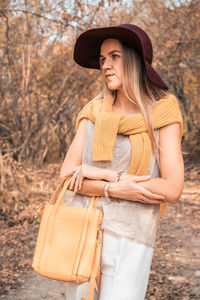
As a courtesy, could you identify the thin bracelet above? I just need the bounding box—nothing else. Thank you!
[104,182,112,199]
[115,170,124,182]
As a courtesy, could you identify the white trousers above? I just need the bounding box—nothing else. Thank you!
[66,231,154,300]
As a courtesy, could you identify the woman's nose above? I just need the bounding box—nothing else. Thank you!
[102,58,112,69]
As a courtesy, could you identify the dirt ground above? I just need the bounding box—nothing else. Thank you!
[0,163,199,300]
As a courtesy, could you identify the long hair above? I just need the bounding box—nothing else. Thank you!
[102,43,170,155]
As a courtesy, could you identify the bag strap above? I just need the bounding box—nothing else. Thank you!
[50,176,71,206]
[51,177,98,209]
[81,227,103,300]
[88,228,103,300]
[34,177,70,217]
[36,176,98,216]
[96,266,101,297]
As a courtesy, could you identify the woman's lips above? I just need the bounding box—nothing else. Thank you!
[105,74,115,79]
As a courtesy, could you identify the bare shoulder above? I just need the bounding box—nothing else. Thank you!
[76,118,88,133]
[72,118,88,148]
[159,122,182,144]
[60,118,88,177]
[159,122,184,178]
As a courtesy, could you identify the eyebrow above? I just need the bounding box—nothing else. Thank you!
[99,50,122,58]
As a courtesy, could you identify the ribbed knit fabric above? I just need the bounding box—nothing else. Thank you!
[76,94,183,217]
[76,94,183,173]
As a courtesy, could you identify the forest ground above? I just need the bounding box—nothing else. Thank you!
[0,163,199,300]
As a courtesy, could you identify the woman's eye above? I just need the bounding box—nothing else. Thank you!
[99,54,120,66]
[100,58,105,66]
[112,54,119,60]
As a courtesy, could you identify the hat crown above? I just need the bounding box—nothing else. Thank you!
[118,24,153,64]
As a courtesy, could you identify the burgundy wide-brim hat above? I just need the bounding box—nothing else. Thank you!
[74,24,168,89]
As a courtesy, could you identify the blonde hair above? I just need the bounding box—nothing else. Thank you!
[101,42,169,155]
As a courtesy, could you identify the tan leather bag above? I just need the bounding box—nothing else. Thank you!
[32,176,103,300]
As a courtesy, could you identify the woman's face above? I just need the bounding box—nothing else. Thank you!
[100,39,123,91]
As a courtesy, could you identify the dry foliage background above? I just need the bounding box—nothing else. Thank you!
[0,0,200,168]
[0,0,200,298]
[1,0,199,217]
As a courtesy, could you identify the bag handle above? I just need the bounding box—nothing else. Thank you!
[36,176,99,217]
[49,176,98,209]
[49,176,71,206]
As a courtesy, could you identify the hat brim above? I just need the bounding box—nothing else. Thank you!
[145,61,168,89]
[74,26,145,69]
[74,26,168,89]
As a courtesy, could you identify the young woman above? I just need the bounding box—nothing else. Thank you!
[60,24,184,300]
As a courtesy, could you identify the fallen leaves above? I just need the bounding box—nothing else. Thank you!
[0,162,200,299]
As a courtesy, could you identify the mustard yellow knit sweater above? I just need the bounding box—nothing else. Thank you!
[76,94,183,216]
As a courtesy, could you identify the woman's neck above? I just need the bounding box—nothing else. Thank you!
[112,90,141,114]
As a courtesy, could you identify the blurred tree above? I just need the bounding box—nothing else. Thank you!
[0,0,199,166]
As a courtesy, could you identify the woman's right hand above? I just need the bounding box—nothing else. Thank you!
[108,177,165,204]
[64,164,116,193]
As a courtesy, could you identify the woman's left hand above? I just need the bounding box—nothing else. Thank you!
[64,164,106,193]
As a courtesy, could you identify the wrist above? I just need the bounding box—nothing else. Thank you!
[104,182,112,199]
[115,170,125,182]
[106,182,116,198]
[103,169,117,182]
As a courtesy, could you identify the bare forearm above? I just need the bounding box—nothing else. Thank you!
[75,179,106,197]
[94,168,116,182]
[75,176,183,204]
[138,177,184,203]
[75,177,165,205]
